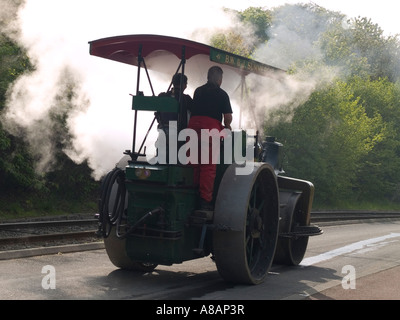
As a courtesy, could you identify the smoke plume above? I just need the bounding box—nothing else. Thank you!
[1,0,239,179]
[1,1,341,179]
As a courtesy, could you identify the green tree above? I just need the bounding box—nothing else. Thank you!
[43,68,98,200]
[0,34,40,194]
[210,7,273,57]
[271,3,345,44]
[0,32,98,214]
[238,7,272,45]
[262,5,400,208]
[319,17,400,81]
[348,77,400,202]
[266,80,385,207]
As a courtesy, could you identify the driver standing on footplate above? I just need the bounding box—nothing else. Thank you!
[188,66,233,211]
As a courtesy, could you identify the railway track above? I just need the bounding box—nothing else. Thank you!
[0,211,400,259]
[311,210,400,225]
[0,217,100,253]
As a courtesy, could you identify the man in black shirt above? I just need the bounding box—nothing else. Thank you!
[188,66,233,210]
[156,73,193,163]
[157,73,193,130]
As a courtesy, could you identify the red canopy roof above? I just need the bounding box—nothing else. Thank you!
[89,34,285,77]
[89,34,210,65]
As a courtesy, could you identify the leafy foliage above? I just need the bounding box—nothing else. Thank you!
[266,79,386,206]
[0,34,41,194]
[0,34,99,215]
[212,4,400,208]
[319,17,400,81]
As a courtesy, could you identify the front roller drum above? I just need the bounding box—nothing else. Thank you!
[273,192,309,266]
[212,163,280,285]
[274,177,321,266]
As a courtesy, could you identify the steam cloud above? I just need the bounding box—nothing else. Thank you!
[1,1,339,180]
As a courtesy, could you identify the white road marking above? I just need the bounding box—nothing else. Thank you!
[301,233,400,266]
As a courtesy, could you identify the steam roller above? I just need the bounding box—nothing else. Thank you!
[90,34,323,285]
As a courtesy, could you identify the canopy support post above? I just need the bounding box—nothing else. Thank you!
[131,44,143,160]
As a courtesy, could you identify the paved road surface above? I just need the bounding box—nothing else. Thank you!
[308,265,400,300]
[1,221,399,300]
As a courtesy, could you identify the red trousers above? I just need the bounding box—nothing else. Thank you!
[187,116,225,202]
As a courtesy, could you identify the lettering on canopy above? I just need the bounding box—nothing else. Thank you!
[210,47,280,76]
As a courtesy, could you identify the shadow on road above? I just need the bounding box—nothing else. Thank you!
[85,260,341,300]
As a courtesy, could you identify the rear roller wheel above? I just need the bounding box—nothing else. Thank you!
[104,226,157,272]
[213,163,280,285]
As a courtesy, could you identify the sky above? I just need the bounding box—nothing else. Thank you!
[1,0,399,179]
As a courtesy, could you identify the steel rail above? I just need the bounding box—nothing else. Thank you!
[310,211,400,224]
[1,211,400,232]
[0,230,97,246]
[0,219,97,230]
